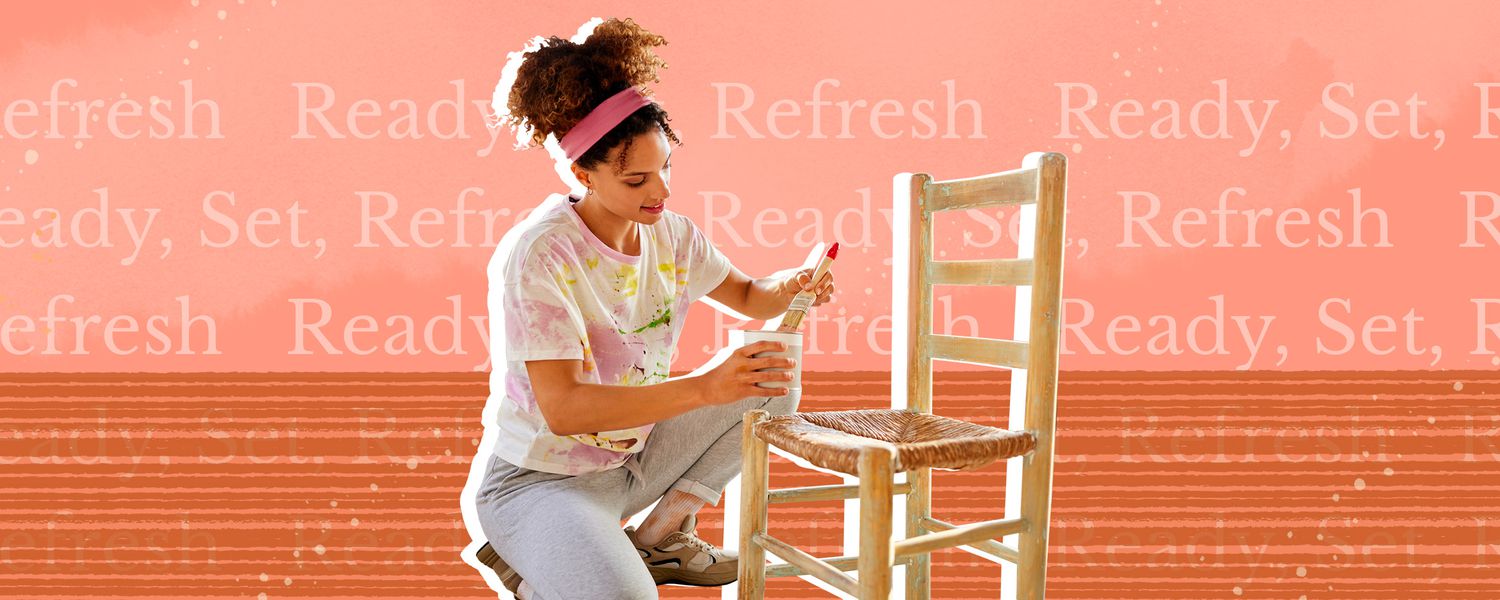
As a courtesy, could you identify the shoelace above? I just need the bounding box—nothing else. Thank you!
[664,530,723,559]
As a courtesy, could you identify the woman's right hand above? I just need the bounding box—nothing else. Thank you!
[697,340,797,405]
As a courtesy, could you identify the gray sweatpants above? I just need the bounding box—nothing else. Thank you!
[473,389,801,600]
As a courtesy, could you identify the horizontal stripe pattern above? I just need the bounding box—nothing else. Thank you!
[0,370,1494,598]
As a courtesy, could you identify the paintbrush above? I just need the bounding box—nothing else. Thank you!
[776,242,839,333]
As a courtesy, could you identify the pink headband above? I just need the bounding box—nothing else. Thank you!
[558,86,655,161]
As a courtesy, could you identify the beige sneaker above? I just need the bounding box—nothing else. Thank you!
[476,541,524,595]
[624,514,739,586]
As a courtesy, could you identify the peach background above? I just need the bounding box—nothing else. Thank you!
[6,1,1500,372]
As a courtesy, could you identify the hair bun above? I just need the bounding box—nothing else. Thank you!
[496,18,673,154]
[578,17,669,87]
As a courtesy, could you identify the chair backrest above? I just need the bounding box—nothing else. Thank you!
[890,152,1067,442]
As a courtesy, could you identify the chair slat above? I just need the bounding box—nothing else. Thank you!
[768,481,912,504]
[753,533,860,596]
[928,334,1028,369]
[765,554,917,579]
[895,516,1026,558]
[927,166,1039,212]
[918,517,1022,563]
[930,258,1033,286]
[894,516,1026,558]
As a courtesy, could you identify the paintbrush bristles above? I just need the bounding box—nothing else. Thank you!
[777,308,806,332]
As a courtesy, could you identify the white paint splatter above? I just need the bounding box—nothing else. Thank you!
[24,149,38,165]
[1354,478,1365,491]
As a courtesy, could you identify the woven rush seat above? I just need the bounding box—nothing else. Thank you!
[752,409,1036,475]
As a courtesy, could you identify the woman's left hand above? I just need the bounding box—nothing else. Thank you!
[777,267,835,307]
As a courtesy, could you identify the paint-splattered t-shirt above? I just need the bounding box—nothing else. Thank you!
[486,192,733,475]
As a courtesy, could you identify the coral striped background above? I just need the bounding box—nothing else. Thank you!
[3,369,1495,598]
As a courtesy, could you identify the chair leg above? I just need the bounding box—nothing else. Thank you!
[1016,449,1054,600]
[857,445,895,599]
[904,467,932,600]
[738,409,770,600]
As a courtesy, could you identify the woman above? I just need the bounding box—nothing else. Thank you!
[471,18,835,599]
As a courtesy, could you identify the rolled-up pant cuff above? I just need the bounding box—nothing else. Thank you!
[671,478,723,506]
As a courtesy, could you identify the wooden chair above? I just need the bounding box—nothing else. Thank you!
[737,152,1067,599]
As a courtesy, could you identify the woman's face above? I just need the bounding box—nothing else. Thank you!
[574,129,673,225]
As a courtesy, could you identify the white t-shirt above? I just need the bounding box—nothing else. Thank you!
[486,192,733,475]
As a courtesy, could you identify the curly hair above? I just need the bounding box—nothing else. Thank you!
[497,17,682,175]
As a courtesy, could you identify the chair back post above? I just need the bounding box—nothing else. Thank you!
[896,172,936,599]
[901,172,935,416]
[1016,151,1067,600]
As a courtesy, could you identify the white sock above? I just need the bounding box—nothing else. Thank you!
[636,489,705,546]
[517,580,533,599]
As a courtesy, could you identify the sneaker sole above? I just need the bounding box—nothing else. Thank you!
[648,564,739,587]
